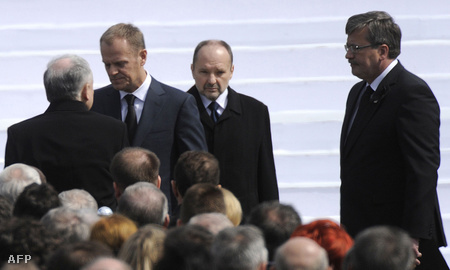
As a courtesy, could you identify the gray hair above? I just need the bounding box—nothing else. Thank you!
[117,182,168,226]
[343,226,415,270]
[345,11,401,59]
[59,189,98,211]
[41,206,100,244]
[44,54,93,103]
[0,163,42,202]
[213,225,268,270]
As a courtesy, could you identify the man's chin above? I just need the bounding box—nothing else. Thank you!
[111,82,127,92]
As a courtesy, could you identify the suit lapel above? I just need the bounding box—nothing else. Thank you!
[133,78,166,146]
[104,87,122,120]
[342,63,401,158]
[218,87,241,124]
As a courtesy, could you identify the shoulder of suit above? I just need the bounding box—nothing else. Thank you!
[230,88,268,109]
[152,78,192,98]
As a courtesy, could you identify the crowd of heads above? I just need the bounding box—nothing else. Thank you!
[0,160,418,270]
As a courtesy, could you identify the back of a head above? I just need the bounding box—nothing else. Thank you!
[81,257,132,270]
[117,182,168,227]
[212,225,268,270]
[0,163,42,202]
[118,224,167,270]
[343,226,414,270]
[179,183,226,224]
[291,219,353,270]
[44,54,93,103]
[189,212,233,235]
[59,189,98,211]
[0,217,61,269]
[155,224,214,270]
[41,206,99,244]
[174,150,220,197]
[13,183,61,220]
[46,240,114,270]
[247,201,302,261]
[0,195,13,224]
[274,237,329,270]
[110,147,161,191]
[90,213,138,255]
[221,188,242,226]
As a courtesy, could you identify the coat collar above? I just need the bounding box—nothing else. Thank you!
[45,100,89,113]
[188,86,242,128]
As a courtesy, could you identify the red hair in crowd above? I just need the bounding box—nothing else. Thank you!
[291,219,353,270]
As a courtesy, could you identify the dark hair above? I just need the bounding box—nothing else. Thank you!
[180,183,226,224]
[174,151,220,197]
[345,11,401,59]
[0,217,62,269]
[46,241,113,270]
[247,201,302,261]
[155,225,215,270]
[13,183,61,220]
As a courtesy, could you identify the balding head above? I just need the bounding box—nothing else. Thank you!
[275,237,330,270]
[0,163,42,202]
[82,257,131,270]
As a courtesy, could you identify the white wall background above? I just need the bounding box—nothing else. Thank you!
[1,0,450,262]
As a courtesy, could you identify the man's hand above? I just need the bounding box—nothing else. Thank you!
[412,238,422,267]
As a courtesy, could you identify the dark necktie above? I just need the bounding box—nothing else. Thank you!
[350,86,374,131]
[208,101,220,123]
[124,94,137,144]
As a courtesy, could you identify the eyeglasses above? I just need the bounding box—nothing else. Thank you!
[344,44,373,53]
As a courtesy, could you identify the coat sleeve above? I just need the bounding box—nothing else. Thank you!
[4,127,19,167]
[174,94,208,153]
[257,105,279,202]
[397,82,440,240]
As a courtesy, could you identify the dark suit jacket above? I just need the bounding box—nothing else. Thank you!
[91,77,207,210]
[4,100,128,209]
[340,62,446,246]
[188,86,279,215]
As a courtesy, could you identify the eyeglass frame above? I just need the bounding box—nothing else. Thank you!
[344,44,379,53]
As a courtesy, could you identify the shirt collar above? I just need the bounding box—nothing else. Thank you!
[369,59,398,90]
[200,88,229,110]
[119,71,151,101]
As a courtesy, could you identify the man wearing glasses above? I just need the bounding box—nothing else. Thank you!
[340,11,448,269]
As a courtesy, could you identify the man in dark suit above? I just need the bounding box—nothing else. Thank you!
[187,40,279,215]
[340,11,448,269]
[4,54,128,209]
[91,23,207,211]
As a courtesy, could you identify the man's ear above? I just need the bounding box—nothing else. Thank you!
[171,180,179,197]
[80,83,90,102]
[171,180,183,205]
[139,49,147,66]
[156,175,161,189]
[163,214,170,228]
[113,182,122,200]
[177,218,183,227]
[378,44,390,60]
